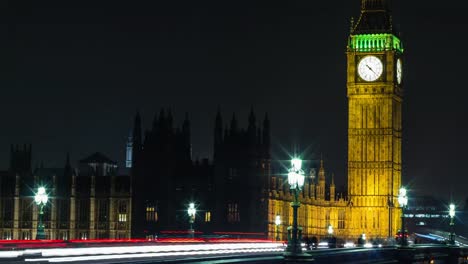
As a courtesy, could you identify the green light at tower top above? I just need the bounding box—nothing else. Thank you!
[348,34,403,53]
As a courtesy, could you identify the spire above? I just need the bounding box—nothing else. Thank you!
[352,0,393,34]
[330,173,336,202]
[318,158,325,182]
[126,130,133,169]
[158,108,166,131]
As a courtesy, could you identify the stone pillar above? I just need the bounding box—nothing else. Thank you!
[32,198,37,239]
[89,175,96,239]
[13,174,20,240]
[128,176,132,239]
[127,198,132,239]
[50,175,57,240]
[109,176,115,239]
[69,175,76,240]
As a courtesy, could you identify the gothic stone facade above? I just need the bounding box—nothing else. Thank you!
[0,148,131,240]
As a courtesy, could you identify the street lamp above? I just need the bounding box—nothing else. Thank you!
[398,187,408,247]
[275,214,281,241]
[449,204,456,245]
[285,158,306,257]
[327,225,335,248]
[187,203,196,238]
[327,225,334,237]
[34,187,48,240]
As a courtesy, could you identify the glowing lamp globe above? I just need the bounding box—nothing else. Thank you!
[449,204,455,218]
[291,158,303,170]
[188,203,196,217]
[275,215,281,226]
[34,187,48,205]
[398,187,408,207]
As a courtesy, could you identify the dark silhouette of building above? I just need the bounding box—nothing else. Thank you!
[130,108,270,238]
[212,108,271,232]
[131,109,212,238]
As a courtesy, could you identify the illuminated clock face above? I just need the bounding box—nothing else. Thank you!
[396,58,402,84]
[358,56,383,82]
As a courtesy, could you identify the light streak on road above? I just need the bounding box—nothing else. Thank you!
[0,242,284,262]
[25,247,284,262]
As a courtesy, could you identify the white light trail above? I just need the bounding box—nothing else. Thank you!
[24,245,284,263]
[24,242,282,257]
[0,242,283,262]
[0,251,21,258]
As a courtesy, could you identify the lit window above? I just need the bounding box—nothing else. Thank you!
[227,203,240,223]
[338,210,345,229]
[118,214,127,222]
[118,201,128,222]
[205,211,211,222]
[146,206,158,222]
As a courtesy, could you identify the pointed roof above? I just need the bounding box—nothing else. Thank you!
[318,158,326,182]
[79,152,117,165]
[352,0,393,34]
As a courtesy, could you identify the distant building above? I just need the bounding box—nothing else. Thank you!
[404,196,468,238]
[125,133,133,169]
[0,147,131,240]
[130,110,213,238]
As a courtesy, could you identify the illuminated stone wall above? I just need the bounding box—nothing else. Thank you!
[345,30,404,239]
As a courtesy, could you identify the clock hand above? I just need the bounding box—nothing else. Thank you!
[366,64,377,75]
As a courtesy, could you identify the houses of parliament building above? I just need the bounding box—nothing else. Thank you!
[0,0,404,241]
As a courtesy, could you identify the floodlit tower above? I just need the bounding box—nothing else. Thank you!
[347,0,404,239]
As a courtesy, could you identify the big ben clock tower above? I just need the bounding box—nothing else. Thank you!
[347,0,403,238]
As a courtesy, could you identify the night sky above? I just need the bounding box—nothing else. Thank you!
[2,1,468,203]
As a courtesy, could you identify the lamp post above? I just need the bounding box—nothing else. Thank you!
[285,158,306,256]
[34,187,48,240]
[449,204,455,245]
[328,225,335,248]
[327,225,334,237]
[275,214,281,241]
[187,203,196,238]
[398,187,408,247]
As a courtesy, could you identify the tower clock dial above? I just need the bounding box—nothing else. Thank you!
[358,56,383,82]
[396,58,402,84]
